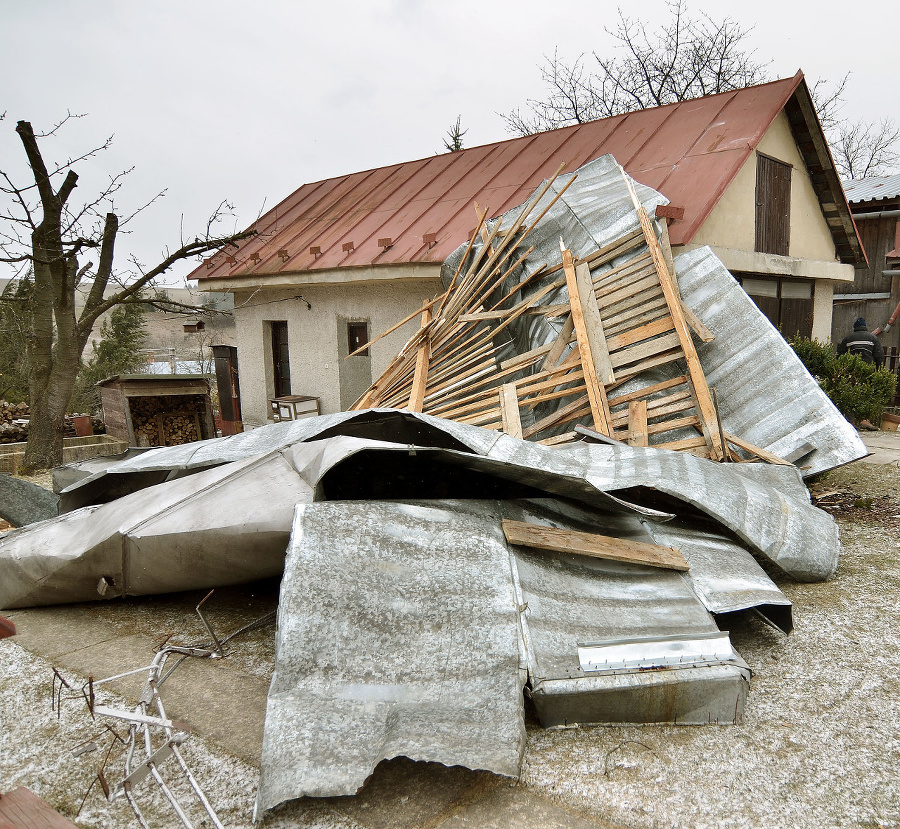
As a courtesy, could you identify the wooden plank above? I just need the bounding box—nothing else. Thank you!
[722,431,793,466]
[408,305,433,412]
[562,245,611,435]
[619,166,724,460]
[596,272,661,306]
[606,315,675,353]
[680,299,715,343]
[608,332,682,370]
[645,414,700,436]
[522,394,591,439]
[499,383,523,438]
[627,400,648,446]
[609,347,684,384]
[541,315,576,370]
[654,435,710,451]
[537,431,579,446]
[574,424,628,445]
[603,298,671,337]
[574,261,615,384]
[501,341,554,371]
[501,519,689,571]
[607,375,688,408]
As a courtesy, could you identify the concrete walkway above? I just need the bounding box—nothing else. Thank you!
[858,427,900,465]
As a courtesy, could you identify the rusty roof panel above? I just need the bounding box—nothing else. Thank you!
[193,75,821,283]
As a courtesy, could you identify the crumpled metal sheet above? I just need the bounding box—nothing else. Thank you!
[0,452,313,609]
[257,500,526,811]
[674,246,867,476]
[56,409,498,512]
[479,433,840,582]
[4,410,837,611]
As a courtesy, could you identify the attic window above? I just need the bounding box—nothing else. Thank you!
[755,154,792,256]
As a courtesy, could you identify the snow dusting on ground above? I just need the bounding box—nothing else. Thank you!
[2,461,899,828]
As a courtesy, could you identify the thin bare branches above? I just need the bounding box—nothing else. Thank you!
[501,1,769,135]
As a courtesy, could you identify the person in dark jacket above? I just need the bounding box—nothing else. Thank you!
[837,317,884,430]
[837,318,884,368]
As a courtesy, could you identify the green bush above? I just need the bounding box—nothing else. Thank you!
[789,336,896,425]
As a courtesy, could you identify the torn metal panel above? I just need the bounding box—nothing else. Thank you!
[674,246,867,476]
[641,518,793,633]
[7,411,839,612]
[482,432,840,582]
[502,500,750,726]
[0,452,312,609]
[57,409,497,513]
[256,500,525,810]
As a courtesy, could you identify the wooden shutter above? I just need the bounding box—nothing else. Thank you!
[755,154,791,256]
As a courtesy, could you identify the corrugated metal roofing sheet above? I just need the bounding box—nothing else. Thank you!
[191,76,809,283]
[844,173,900,204]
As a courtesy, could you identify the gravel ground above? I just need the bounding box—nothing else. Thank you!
[2,461,899,828]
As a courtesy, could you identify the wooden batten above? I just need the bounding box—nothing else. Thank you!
[502,519,689,571]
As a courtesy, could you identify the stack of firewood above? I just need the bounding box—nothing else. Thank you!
[0,401,29,444]
[128,395,202,447]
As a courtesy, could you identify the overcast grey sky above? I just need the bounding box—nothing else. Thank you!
[2,0,898,285]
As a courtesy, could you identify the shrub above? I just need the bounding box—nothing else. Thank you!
[789,336,896,425]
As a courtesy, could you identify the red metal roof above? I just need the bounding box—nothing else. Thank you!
[193,74,810,283]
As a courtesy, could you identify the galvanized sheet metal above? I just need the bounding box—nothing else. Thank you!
[674,246,867,476]
[0,452,312,609]
[642,518,793,630]
[480,433,840,582]
[256,500,526,810]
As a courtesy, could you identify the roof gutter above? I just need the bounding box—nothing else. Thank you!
[851,209,900,220]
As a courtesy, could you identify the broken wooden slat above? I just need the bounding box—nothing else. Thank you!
[722,432,793,466]
[607,375,688,408]
[407,304,433,412]
[562,245,612,435]
[499,383,523,439]
[541,315,576,371]
[627,400,649,447]
[501,519,689,571]
[608,332,682,370]
[606,315,676,353]
[523,395,591,439]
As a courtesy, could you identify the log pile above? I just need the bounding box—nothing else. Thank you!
[0,401,29,444]
[352,165,785,465]
[128,395,204,447]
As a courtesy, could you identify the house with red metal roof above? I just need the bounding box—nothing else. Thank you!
[838,173,900,343]
[188,71,864,428]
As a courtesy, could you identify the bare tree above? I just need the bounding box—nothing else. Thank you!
[502,1,768,134]
[0,116,255,470]
[502,2,898,181]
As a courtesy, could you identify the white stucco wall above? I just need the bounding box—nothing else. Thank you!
[690,111,838,263]
[230,272,442,425]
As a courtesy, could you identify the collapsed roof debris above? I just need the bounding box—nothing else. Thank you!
[352,155,865,476]
[0,156,861,819]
